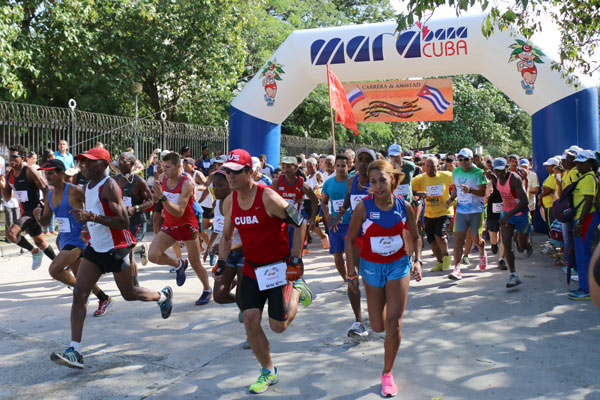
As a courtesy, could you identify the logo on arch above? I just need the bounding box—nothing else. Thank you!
[310,24,468,65]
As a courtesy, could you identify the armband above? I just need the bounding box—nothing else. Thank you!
[283,204,303,227]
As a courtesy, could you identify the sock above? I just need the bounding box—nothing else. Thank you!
[95,290,108,302]
[42,244,56,260]
[157,291,167,304]
[70,341,82,353]
[16,236,34,251]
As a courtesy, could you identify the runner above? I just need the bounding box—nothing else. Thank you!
[445,148,488,280]
[346,159,422,398]
[322,153,367,337]
[411,156,453,272]
[50,146,172,369]
[487,158,530,288]
[1,144,56,269]
[485,174,507,270]
[148,152,212,305]
[36,159,113,316]
[218,149,313,394]
[304,157,329,249]
[115,152,153,286]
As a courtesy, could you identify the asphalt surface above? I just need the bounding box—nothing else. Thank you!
[0,232,599,399]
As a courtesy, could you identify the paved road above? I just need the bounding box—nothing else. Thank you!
[0,233,598,399]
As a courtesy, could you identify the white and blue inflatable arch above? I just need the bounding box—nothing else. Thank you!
[230,14,598,172]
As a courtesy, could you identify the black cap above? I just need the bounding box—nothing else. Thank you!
[39,159,66,172]
[180,146,190,154]
[201,144,208,150]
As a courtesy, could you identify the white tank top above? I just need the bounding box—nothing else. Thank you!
[213,199,241,247]
[306,172,319,190]
[194,170,214,209]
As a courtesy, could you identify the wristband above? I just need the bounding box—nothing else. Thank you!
[347,274,358,282]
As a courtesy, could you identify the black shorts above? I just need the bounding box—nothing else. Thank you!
[62,244,83,253]
[424,215,451,243]
[14,215,43,237]
[241,276,294,322]
[202,207,214,219]
[487,218,500,233]
[82,246,132,274]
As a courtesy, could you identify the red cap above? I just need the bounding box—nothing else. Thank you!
[222,149,252,171]
[77,147,111,163]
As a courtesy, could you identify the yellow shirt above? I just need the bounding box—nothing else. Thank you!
[563,168,580,187]
[412,171,454,218]
[541,175,556,209]
[573,171,597,220]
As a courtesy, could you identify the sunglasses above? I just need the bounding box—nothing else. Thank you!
[223,167,246,175]
[458,157,471,162]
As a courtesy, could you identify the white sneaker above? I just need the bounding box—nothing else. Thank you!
[448,267,463,280]
[347,321,369,337]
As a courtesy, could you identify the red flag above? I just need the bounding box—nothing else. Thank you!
[326,65,359,136]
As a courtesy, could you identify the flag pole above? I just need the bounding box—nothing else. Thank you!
[326,65,336,155]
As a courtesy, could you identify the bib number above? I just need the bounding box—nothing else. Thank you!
[123,196,132,207]
[395,184,410,197]
[457,188,472,205]
[15,190,28,203]
[213,215,225,234]
[255,262,287,291]
[56,217,71,233]
[492,202,503,214]
[370,235,403,256]
[164,192,180,204]
[426,185,443,197]
[350,194,368,210]
[331,199,344,213]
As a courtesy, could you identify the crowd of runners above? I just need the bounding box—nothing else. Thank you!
[1,140,599,397]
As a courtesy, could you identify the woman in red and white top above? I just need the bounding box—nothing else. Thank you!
[346,159,421,398]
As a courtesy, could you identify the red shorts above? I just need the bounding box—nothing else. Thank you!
[161,224,198,241]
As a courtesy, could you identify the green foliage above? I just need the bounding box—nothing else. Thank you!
[0,3,34,98]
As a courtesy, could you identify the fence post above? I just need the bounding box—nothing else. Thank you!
[68,99,77,155]
[160,111,167,151]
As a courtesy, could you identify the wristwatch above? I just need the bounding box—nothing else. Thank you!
[135,205,140,213]
[158,195,167,203]
[289,256,302,266]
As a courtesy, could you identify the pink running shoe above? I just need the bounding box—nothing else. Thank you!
[381,373,398,397]
[479,250,488,271]
[448,267,463,280]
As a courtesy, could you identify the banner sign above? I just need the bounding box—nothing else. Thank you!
[342,78,454,122]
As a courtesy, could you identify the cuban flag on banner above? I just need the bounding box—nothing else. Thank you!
[346,88,366,107]
[417,85,451,114]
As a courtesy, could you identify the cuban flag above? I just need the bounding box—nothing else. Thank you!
[417,85,451,114]
[346,87,366,107]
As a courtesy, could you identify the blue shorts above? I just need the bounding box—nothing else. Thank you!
[329,223,349,254]
[502,212,532,235]
[360,255,410,287]
[227,248,245,268]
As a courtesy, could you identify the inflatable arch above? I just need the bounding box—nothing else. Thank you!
[230,14,598,180]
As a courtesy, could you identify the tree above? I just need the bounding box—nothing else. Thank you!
[0,3,34,99]
[396,0,600,81]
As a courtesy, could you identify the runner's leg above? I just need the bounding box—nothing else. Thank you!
[244,309,274,370]
[148,231,178,268]
[382,275,410,375]
[113,264,161,302]
[184,238,210,290]
[71,259,102,342]
[213,266,237,304]
[501,224,516,273]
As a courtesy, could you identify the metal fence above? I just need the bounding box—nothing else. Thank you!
[0,101,373,164]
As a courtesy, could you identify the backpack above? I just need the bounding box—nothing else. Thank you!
[553,172,597,223]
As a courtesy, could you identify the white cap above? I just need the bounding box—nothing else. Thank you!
[160,150,170,158]
[458,148,473,159]
[356,147,376,161]
[543,157,560,166]
[569,145,583,152]
[574,149,595,163]
[251,156,261,171]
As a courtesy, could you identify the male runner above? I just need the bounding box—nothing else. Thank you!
[218,149,313,394]
[1,144,55,269]
[148,152,212,305]
[36,159,114,316]
[487,158,530,288]
[50,146,173,369]
[115,152,153,285]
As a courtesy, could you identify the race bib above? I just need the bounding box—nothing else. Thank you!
[213,215,225,234]
[56,217,71,233]
[394,184,410,197]
[457,188,472,205]
[15,190,28,203]
[370,235,403,256]
[426,185,443,197]
[255,262,287,291]
[164,192,180,204]
[350,194,368,210]
[492,202,503,214]
[331,199,344,213]
[285,198,295,206]
[123,196,132,207]
[203,161,211,169]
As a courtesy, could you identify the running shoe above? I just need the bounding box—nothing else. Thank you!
[471,246,479,254]
[498,259,508,270]
[552,252,564,259]
[293,278,314,307]
[461,256,470,266]
[506,274,522,288]
[491,243,498,255]
[243,337,251,349]
[93,296,114,317]
[526,245,534,258]
[568,289,590,300]
[479,250,488,271]
[209,252,217,267]
[431,261,443,272]
[321,235,330,249]
[442,255,451,271]
[169,267,176,273]
[302,248,310,256]
[195,289,212,305]
[31,250,43,270]
[140,243,149,266]
[176,258,189,286]
[381,373,398,397]
[347,321,369,337]
[448,267,462,280]
[50,347,84,369]
[158,286,173,319]
[249,367,279,394]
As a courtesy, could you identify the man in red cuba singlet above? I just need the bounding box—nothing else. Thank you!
[148,152,212,305]
[217,149,313,394]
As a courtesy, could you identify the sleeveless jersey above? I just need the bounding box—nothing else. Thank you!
[496,172,523,216]
[115,173,147,225]
[277,175,304,211]
[355,195,408,263]
[213,199,241,247]
[48,183,86,250]
[349,173,370,211]
[232,184,289,279]
[161,174,198,228]
[8,165,41,216]
[85,176,136,252]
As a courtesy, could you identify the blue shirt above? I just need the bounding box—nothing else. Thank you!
[54,151,74,169]
[322,176,351,224]
[257,175,272,186]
